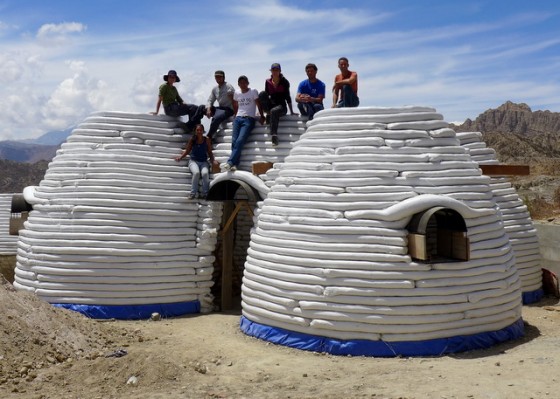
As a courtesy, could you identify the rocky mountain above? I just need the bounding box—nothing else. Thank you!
[453,101,560,165]
[452,101,560,215]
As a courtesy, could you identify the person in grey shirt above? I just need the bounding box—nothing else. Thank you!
[205,70,235,141]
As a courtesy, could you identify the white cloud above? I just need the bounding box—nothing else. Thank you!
[0,53,21,83]
[39,60,110,130]
[232,0,387,33]
[36,22,86,45]
[1,1,559,141]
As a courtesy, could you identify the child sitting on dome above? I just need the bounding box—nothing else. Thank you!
[175,124,218,199]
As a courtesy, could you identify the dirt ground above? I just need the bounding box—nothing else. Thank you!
[0,277,559,399]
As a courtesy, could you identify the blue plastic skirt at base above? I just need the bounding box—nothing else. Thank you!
[53,300,200,320]
[240,316,525,357]
[522,288,544,305]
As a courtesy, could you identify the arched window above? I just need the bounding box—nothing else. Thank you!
[407,207,469,262]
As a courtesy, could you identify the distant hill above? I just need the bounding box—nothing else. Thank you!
[452,101,560,176]
[0,140,59,163]
[0,159,49,193]
[25,127,74,146]
[0,126,71,164]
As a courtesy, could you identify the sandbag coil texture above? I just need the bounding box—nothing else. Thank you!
[456,131,542,299]
[241,106,525,347]
[13,112,221,313]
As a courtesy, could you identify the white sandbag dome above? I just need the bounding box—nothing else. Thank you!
[456,131,542,303]
[240,106,525,357]
[13,111,221,319]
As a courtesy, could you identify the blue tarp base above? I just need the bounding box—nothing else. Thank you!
[522,288,544,305]
[53,300,201,320]
[240,316,525,357]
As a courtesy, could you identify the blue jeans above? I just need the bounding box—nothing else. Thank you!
[297,102,324,120]
[188,160,209,196]
[207,106,234,138]
[228,116,256,167]
[336,85,359,108]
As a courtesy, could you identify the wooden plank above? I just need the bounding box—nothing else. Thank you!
[408,233,428,260]
[252,161,273,175]
[480,164,530,176]
[450,232,470,261]
[221,201,235,311]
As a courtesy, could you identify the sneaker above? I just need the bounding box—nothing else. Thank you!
[188,193,196,199]
[220,163,231,172]
[271,135,279,146]
[230,165,237,171]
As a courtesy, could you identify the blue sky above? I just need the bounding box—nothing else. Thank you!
[1,0,559,140]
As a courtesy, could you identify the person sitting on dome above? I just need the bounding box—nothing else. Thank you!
[296,63,325,121]
[258,63,297,146]
[332,57,359,108]
[175,124,218,199]
[152,70,205,133]
[205,70,235,143]
[221,75,265,172]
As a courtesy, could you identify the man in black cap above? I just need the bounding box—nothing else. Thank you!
[205,70,235,142]
[152,70,205,132]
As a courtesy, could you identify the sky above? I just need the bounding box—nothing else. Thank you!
[1,0,559,141]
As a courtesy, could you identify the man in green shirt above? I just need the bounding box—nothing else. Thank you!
[152,70,205,132]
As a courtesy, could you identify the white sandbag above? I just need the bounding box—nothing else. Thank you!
[345,194,496,221]
[254,226,406,246]
[243,285,298,308]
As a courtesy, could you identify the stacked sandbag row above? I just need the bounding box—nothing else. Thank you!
[456,131,542,302]
[241,106,524,356]
[13,111,222,318]
[212,116,308,298]
[0,194,18,255]
[213,115,307,172]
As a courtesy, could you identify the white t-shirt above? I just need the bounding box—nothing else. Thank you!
[234,88,259,118]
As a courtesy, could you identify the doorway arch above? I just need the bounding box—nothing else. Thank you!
[206,172,268,310]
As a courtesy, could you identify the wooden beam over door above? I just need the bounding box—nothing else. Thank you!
[220,200,254,311]
[480,164,530,176]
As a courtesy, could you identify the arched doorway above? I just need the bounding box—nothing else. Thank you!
[407,207,470,262]
[206,175,266,311]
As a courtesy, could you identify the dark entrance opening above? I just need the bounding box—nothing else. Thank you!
[407,207,469,262]
[206,178,263,311]
[9,194,33,236]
